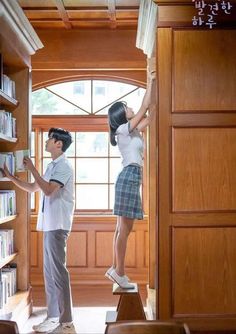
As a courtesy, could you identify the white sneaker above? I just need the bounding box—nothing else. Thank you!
[32,317,59,332]
[50,323,76,333]
[109,270,135,289]
[105,266,115,282]
[105,267,130,282]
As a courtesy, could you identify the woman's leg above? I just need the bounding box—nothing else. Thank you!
[112,216,121,268]
[115,216,134,276]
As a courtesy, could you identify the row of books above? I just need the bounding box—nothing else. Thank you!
[0,265,17,309]
[0,110,16,138]
[0,152,15,177]
[0,190,16,219]
[0,229,14,261]
[1,74,16,99]
[0,150,29,178]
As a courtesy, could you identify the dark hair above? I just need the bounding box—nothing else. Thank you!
[48,127,72,152]
[108,101,127,146]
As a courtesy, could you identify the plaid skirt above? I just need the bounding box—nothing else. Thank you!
[114,164,143,220]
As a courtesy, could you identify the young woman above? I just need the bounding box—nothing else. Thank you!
[105,73,155,289]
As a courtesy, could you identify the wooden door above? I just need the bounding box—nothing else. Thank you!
[157,28,236,330]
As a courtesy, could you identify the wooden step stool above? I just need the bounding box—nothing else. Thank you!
[106,283,146,323]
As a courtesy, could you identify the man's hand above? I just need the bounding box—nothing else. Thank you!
[23,157,35,172]
[2,163,13,179]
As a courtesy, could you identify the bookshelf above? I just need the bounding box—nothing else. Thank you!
[0,0,43,329]
[0,215,17,225]
[0,133,17,143]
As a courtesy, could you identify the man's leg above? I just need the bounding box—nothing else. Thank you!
[47,230,73,324]
[43,232,60,318]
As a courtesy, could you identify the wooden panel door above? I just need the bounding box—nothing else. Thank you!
[158,28,236,330]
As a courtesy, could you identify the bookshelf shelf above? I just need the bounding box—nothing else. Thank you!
[0,177,10,182]
[0,89,18,108]
[0,252,18,269]
[0,289,32,323]
[0,133,17,143]
[0,215,17,225]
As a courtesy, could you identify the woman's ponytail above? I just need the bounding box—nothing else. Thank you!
[108,101,127,146]
[110,128,117,146]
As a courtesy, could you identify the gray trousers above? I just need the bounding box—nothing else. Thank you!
[43,230,73,323]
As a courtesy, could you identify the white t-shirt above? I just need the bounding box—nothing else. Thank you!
[37,153,75,232]
[116,122,144,167]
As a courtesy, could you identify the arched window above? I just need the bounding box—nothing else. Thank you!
[31,79,146,214]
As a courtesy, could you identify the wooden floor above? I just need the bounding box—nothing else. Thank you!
[22,284,148,334]
[32,284,148,307]
[23,306,115,334]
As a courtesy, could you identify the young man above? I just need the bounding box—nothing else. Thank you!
[3,128,76,334]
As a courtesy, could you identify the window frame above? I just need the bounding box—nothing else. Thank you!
[31,115,148,215]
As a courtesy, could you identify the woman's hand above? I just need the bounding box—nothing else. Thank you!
[148,69,156,81]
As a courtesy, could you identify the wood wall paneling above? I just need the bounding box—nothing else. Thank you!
[31,29,146,89]
[172,227,236,316]
[172,127,236,212]
[30,232,38,267]
[30,217,148,285]
[95,231,113,267]
[173,30,236,112]
[124,231,136,267]
[67,231,87,267]
[157,27,173,320]
[32,30,145,70]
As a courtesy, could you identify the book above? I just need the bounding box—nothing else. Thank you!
[14,149,29,172]
[0,152,15,178]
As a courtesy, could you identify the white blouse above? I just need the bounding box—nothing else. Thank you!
[116,122,144,167]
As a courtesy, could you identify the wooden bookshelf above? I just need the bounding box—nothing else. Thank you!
[0,252,18,269]
[0,0,43,329]
[0,215,17,225]
[0,177,10,182]
[0,288,32,330]
[0,89,18,109]
[0,133,17,143]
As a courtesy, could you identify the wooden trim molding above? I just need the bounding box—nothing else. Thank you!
[0,0,43,55]
[55,0,72,29]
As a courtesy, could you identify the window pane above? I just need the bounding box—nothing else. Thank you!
[76,132,108,157]
[30,157,35,210]
[119,88,145,113]
[109,184,115,210]
[76,158,108,183]
[30,158,36,180]
[76,185,108,209]
[109,143,120,157]
[93,80,139,113]
[49,81,91,113]
[43,158,51,174]
[31,131,35,156]
[110,158,122,183]
[67,158,75,172]
[97,88,146,115]
[43,132,50,157]
[31,192,35,210]
[32,88,88,115]
[66,132,76,157]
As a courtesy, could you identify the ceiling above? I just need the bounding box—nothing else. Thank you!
[18,0,140,30]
